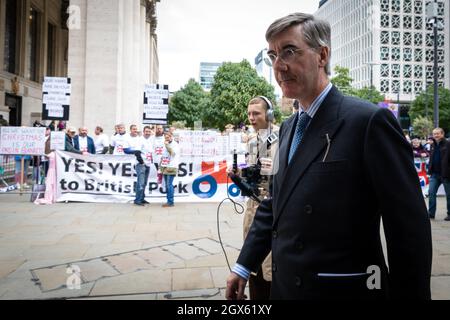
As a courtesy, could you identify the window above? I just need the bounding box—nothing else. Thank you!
[403,81,412,94]
[414,0,423,14]
[414,49,423,62]
[392,32,400,45]
[381,0,389,12]
[414,65,423,78]
[381,47,389,61]
[425,49,434,63]
[403,16,412,29]
[4,0,17,73]
[404,32,412,45]
[414,81,423,93]
[426,66,433,79]
[438,50,444,63]
[414,16,423,30]
[381,64,389,77]
[404,65,412,78]
[392,80,400,93]
[425,34,433,47]
[404,0,412,13]
[381,14,389,28]
[392,64,400,78]
[392,0,401,12]
[392,15,400,28]
[414,33,422,46]
[381,79,389,93]
[26,7,40,82]
[381,31,389,45]
[391,47,400,61]
[47,23,56,76]
[404,48,413,61]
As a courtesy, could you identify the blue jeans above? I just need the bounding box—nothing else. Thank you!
[164,174,175,205]
[428,173,450,217]
[135,164,150,204]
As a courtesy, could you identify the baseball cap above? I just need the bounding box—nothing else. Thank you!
[67,126,77,133]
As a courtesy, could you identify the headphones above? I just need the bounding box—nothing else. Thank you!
[258,96,275,122]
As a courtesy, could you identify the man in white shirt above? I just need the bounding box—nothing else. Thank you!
[124,126,154,206]
[110,124,127,155]
[94,126,110,154]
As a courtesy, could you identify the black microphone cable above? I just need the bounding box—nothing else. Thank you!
[216,175,245,272]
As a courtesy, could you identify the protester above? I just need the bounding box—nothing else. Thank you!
[73,127,96,154]
[160,131,180,207]
[94,126,110,154]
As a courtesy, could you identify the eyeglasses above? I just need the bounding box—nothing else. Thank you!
[267,47,314,65]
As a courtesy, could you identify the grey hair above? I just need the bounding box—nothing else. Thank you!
[266,13,331,75]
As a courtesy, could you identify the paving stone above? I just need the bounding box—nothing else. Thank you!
[185,254,229,268]
[186,238,223,254]
[112,232,157,243]
[164,242,210,260]
[210,267,230,289]
[89,269,172,296]
[136,247,184,268]
[32,264,73,292]
[105,252,154,274]
[82,243,144,260]
[21,245,90,261]
[172,268,214,291]
[431,276,450,300]
[0,260,26,279]
[75,259,120,283]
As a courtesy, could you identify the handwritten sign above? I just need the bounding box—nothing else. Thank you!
[0,127,46,155]
[42,77,71,120]
[143,84,169,125]
[50,131,66,151]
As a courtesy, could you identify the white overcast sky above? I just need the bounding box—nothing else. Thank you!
[156,0,319,92]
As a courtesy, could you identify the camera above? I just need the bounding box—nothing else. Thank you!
[228,153,267,203]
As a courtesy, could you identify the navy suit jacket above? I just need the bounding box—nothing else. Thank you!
[73,135,96,154]
[237,86,432,300]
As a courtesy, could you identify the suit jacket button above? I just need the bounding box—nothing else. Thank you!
[297,242,304,251]
[272,263,277,272]
[272,231,278,239]
[295,276,302,287]
[304,205,313,215]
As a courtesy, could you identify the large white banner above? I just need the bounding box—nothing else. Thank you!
[55,151,243,203]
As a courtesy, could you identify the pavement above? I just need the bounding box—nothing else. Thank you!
[0,193,449,300]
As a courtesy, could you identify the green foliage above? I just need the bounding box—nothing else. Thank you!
[206,60,276,130]
[330,66,357,96]
[353,86,385,105]
[169,79,208,128]
[412,115,433,139]
[331,66,384,104]
[410,86,450,132]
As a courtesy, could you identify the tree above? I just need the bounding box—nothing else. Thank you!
[330,66,357,96]
[206,60,277,130]
[412,115,433,139]
[169,79,208,128]
[410,86,450,133]
[354,86,385,105]
[331,66,384,104]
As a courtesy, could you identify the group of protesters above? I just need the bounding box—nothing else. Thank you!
[62,123,180,207]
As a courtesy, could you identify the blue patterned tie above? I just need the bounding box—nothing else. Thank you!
[288,112,311,163]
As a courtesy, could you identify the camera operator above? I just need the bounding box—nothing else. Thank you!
[232,96,279,300]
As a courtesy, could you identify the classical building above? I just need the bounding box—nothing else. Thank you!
[0,0,160,133]
[315,0,450,103]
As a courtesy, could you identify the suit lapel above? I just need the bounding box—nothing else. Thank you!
[274,87,345,223]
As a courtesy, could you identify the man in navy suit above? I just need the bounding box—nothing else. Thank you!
[73,127,96,155]
[226,13,432,300]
